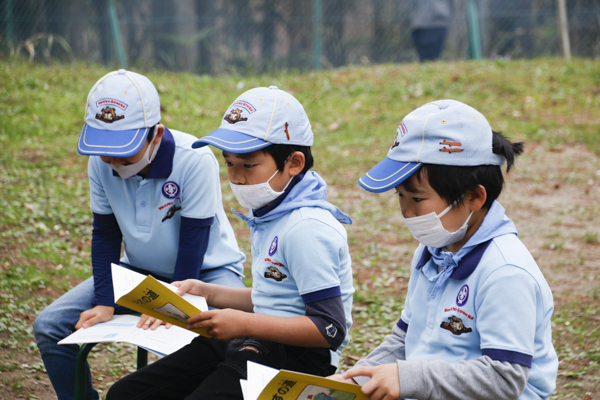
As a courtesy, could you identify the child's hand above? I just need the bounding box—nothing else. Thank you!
[136,314,172,330]
[172,279,208,298]
[186,309,248,340]
[326,373,358,384]
[343,363,400,400]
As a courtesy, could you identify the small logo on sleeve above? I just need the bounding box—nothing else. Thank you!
[326,324,337,338]
[440,316,473,335]
[456,284,469,307]
[162,181,180,199]
[268,236,278,256]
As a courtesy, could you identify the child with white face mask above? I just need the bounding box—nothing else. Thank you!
[34,70,246,400]
[330,99,558,400]
[107,86,355,400]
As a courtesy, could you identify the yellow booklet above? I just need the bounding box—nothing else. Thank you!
[242,361,368,400]
[111,263,210,337]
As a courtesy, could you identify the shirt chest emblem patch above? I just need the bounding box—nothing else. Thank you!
[162,181,180,199]
[456,284,469,307]
[264,266,287,282]
[268,236,278,256]
[440,316,473,335]
[161,197,181,222]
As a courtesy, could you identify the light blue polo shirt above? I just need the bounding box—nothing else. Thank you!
[398,202,558,399]
[235,171,354,367]
[88,128,245,279]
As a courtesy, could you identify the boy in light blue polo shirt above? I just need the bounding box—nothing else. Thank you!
[334,100,558,399]
[107,86,354,400]
[33,70,246,400]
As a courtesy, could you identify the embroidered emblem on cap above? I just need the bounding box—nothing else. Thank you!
[96,98,128,110]
[326,324,337,338]
[440,140,463,153]
[96,107,125,124]
[456,284,469,306]
[268,237,278,256]
[285,122,290,140]
[264,266,287,282]
[440,316,473,335]
[162,181,180,199]
[224,108,248,124]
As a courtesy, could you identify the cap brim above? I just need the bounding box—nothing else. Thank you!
[77,124,150,157]
[358,158,423,193]
[192,129,271,153]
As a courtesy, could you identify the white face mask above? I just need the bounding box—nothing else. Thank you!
[404,202,473,248]
[229,170,293,210]
[110,127,161,179]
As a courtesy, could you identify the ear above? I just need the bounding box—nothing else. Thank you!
[153,124,165,144]
[286,151,305,177]
[467,185,487,212]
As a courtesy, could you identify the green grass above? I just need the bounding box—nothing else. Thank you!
[1,58,600,398]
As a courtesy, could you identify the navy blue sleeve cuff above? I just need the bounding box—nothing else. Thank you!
[181,215,214,227]
[396,318,409,332]
[305,292,347,350]
[482,349,533,368]
[301,286,342,304]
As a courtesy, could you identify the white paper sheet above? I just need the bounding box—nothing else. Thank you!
[58,314,198,357]
[242,361,280,400]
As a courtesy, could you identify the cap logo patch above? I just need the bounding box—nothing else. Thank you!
[96,98,128,110]
[456,284,469,306]
[162,181,180,199]
[440,316,473,335]
[399,121,408,137]
[285,122,290,140]
[231,100,256,114]
[440,140,463,153]
[224,108,248,124]
[268,236,278,256]
[96,106,125,124]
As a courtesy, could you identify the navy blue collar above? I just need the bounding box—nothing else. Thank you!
[112,127,175,179]
[416,239,493,280]
[252,174,305,218]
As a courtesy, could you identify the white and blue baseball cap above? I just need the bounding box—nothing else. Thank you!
[77,69,161,157]
[358,99,505,193]
[192,86,313,153]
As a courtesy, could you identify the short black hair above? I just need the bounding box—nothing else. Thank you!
[262,144,314,174]
[402,131,524,209]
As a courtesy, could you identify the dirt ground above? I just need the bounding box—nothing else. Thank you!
[2,143,599,399]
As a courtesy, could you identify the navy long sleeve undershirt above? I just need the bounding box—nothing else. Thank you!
[91,213,212,307]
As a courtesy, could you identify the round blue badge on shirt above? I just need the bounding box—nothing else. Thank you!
[268,236,278,256]
[456,284,469,307]
[162,181,180,199]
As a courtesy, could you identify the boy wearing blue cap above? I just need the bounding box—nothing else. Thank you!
[332,100,558,399]
[107,86,354,400]
[34,70,246,400]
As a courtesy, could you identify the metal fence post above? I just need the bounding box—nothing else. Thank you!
[4,0,14,49]
[108,0,127,68]
[467,0,482,60]
[556,0,571,60]
[313,0,322,70]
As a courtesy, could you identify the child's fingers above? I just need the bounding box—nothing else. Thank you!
[187,310,214,324]
[343,366,374,380]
